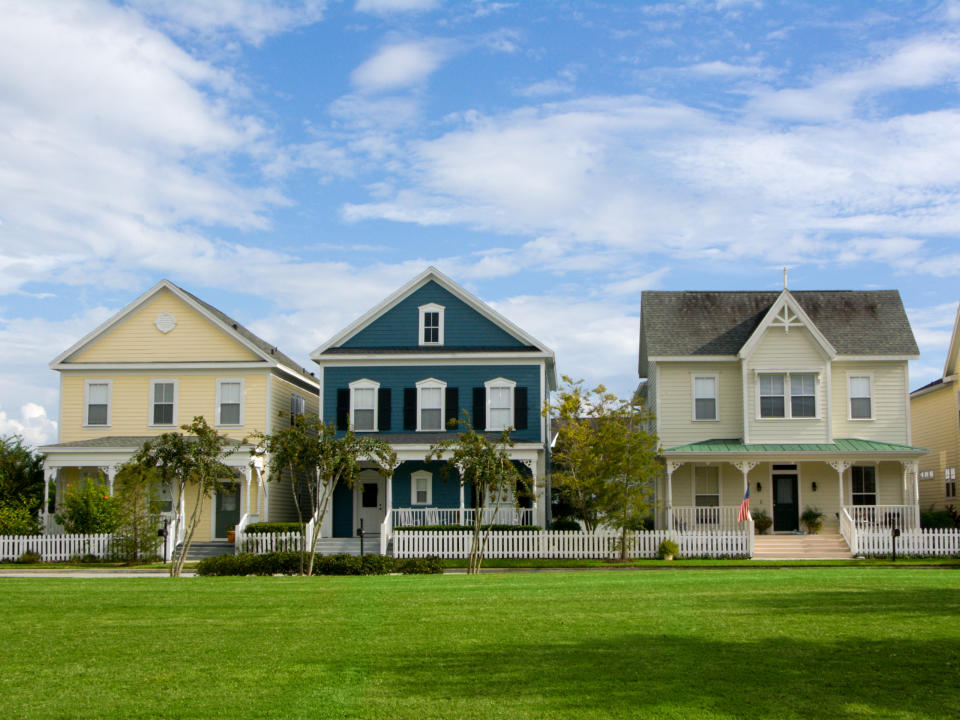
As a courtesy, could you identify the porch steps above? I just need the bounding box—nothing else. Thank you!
[316,537,387,556]
[177,541,234,563]
[752,533,853,560]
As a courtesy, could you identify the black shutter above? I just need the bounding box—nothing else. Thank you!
[336,389,350,431]
[472,387,486,431]
[378,388,391,431]
[514,387,528,430]
[445,387,459,429]
[403,388,417,431]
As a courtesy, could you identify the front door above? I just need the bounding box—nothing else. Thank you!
[357,476,385,534]
[215,484,241,539]
[772,473,799,532]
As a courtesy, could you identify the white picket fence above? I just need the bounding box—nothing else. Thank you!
[393,529,751,559]
[856,528,960,557]
[236,531,303,554]
[0,534,114,562]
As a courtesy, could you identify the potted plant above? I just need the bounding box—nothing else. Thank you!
[657,538,679,561]
[801,507,824,534]
[752,509,773,535]
[226,525,236,543]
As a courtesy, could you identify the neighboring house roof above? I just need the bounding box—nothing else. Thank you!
[639,289,918,376]
[663,438,926,456]
[50,279,318,387]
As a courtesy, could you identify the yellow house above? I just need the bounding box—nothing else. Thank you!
[39,280,319,543]
[911,303,960,512]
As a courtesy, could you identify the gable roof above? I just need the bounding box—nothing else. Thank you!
[51,279,318,387]
[639,289,918,376]
[942,302,960,379]
[311,267,556,379]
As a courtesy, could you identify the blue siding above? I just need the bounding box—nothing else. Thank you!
[392,461,466,508]
[341,280,526,349]
[324,364,542,442]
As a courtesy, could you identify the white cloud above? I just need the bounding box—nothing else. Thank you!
[351,40,450,93]
[0,403,58,448]
[355,0,438,14]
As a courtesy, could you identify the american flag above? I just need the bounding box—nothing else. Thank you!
[738,484,751,523]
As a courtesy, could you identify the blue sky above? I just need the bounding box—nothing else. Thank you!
[2,0,959,446]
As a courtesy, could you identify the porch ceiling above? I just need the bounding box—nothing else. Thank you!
[663,437,927,458]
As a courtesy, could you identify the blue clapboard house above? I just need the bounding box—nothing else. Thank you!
[310,267,557,546]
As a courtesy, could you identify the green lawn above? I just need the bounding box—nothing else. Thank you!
[1,569,958,719]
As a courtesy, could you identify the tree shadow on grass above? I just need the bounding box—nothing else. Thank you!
[376,633,960,719]
[740,586,960,618]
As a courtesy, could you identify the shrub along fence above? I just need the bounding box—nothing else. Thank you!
[237,531,302,554]
[0,533,113,562]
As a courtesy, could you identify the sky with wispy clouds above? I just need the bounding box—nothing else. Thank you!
[2,0,959,446]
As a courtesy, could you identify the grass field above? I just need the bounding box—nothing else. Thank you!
[1,569,959,719]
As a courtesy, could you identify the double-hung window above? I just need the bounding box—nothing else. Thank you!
[85,380,111,426]
[349,379,379,432]
[693,376,717,421]
[790,374,816,418]
[150,380,176,426]
[851,466,877,505]
[759,373,786,418]
[694,466,720,507]
[418,303,444,346]
[217,379,243,426]
[485,377,515,431]
[290,394,306,421]
[416,378,446,431]
[849,376,872,419]
[946,468,957,499]
[411,470,432,505]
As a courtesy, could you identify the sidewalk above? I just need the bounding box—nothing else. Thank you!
[0,568,195,578]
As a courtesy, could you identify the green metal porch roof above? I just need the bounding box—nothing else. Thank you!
[663,438,927,455]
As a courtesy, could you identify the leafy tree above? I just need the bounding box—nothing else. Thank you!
[427,416,525,574]
[0,502,40,535]
[548,377,659,559]
[133,416,238,577]
[111,462,163,563]
[54,474,121,533]
[0,434,45,518]
[252,414,395,576]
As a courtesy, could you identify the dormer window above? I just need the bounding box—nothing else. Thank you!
[419,303,444,346]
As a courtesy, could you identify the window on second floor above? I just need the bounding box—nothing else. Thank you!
[849,375,873,420]
[946,468,957,499]
[485,377,516,431]
[851,466,877,505]
[216,379,243,426]
[692,376,717,421]
[150,380,176,426]
[290,393,306,422]
[349,379,379,432]
[418,303,444,346]
[84,380,111,426]
[416,378,446,431]
[694,466,720,507]
[790,373,816,418]
[759,373,786,418]
[757,372,818,419]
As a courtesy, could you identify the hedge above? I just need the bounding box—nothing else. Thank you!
[196,552,444,576]
[243,522,302,534]
[393,524,541,532]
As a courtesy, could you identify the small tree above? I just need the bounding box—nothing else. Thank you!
[427,416,525,574]
[548,377,659,560]
[54,474,121,534]
[112,462,163,563]
[0,502,40,535]
[133,416,237,577]
[253,414,395,576]
[0,434,45,521]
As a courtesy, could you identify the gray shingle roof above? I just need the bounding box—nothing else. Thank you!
[322,346,540,355]
[41,435,246,451]
[639,290,918,376]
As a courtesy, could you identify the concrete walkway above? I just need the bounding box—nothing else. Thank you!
[0,568,195,578]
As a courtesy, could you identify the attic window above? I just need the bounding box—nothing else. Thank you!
[419,303,444,346]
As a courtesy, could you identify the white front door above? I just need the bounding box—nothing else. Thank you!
[356,473,385,534]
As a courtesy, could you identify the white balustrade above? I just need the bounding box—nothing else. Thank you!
[840,507,858,556]
[846,505,917,532]
[391,507,533,527]
[671,506,745,532]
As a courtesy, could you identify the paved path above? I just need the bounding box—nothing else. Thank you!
[0,568,195,578]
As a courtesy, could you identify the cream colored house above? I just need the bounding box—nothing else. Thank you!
[910,303,960,512]
[39,280,319,541]
[640,288,926,548]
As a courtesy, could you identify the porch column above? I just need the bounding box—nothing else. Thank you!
[385,468,393,521]
[665,461,680,531]
[252,455,264,516]
[42,466,55,534]
[526,457,539,526]
[907,460,920,528]
[244,464,253,516]
[734,461,758,522]
[828,460,852,513]
[102,466,116,496]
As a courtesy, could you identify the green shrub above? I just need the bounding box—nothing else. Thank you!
[657,539,679,559]
[0,502,40,535]
[921,508,955,529]
[244,522,302,534]
[550,518,581,531]
[801,507,824,534]
[196,552,444,576]
[54,477,121,534]
[17,550,41,564]
[394,524,541,532]
[752,509,773,535]
[394,556,444,574]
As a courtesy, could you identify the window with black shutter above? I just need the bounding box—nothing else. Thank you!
[514,387,528,430]
[336,389,350,430]
[378,388,391,431]
[403,388,417,430]
[472,387,486,430]
[445,387,459,429]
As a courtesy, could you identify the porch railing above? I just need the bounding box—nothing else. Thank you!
[840,507,858,556]
[671,506,745,532]
[846,504,917,532]
[391,507,533,527]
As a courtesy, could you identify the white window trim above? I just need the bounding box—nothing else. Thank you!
[290,393,306,420]
[754,371,820,420]
[850,464,878,505]
[410,469,433,506]
[946,467,957,499]
[216,378,245,427]
[485,377,516,431]
[349,379,380,432]
[83,379,112,428]
[149,379,178,428]
[691,373,719,422]
[416,377,446,431]
[418,303,445,346]
[693,465,721,507]
[847,373,874,421]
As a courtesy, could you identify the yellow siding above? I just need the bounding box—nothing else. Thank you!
[911,382,959,510]
[70,288,261,363]
[656,362,742,448]
[831,361,910,444]
[746,326,829,444]
[265,373,320,523]
[60,370,269,443]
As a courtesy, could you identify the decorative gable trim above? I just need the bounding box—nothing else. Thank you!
[737,290,837,360]
[943,303,960,379]
[310,266,554,358]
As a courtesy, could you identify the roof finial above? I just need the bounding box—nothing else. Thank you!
[783,266,788,290]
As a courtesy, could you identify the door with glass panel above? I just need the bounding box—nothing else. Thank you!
[772,465,799,532]
[357,472,385,534]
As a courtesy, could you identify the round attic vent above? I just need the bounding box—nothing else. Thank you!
[155,312,177,334]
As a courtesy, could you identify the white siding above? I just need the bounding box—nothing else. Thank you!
[656,362,742,448]
[832,361,910,443]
